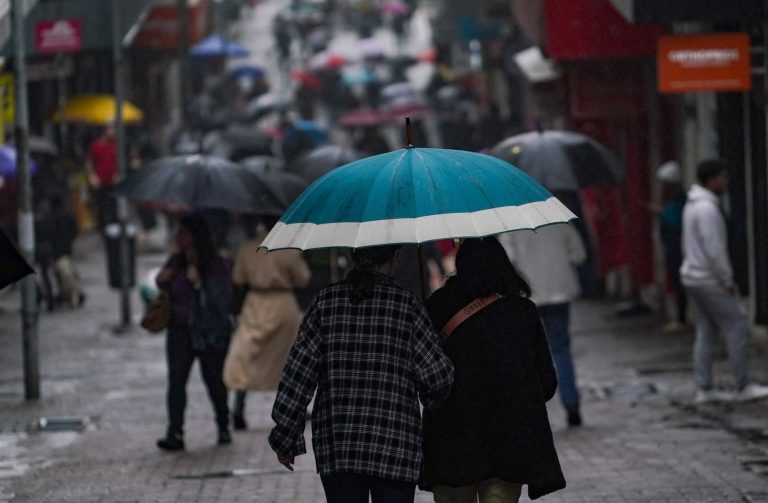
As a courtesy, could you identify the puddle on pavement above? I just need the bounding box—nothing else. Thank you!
[585,381,658,401]
[172,467,308,479]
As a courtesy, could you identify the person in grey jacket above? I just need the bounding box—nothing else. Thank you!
[681,160,768,404]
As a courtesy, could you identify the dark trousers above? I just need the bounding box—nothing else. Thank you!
[320,473,415,503]
[166,325,229,434]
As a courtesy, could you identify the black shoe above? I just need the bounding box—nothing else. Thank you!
[218,428,232,445]
[157,431,184,451]
[567,408,582,427]
[232,413,247,431]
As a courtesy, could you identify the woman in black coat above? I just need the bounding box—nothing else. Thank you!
[421,237,566,502]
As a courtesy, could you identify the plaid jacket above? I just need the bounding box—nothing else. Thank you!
[268,276,454,483]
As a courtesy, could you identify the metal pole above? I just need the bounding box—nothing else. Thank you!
[12,0,40,400]
[112,0,132,330]
[177,0,191,129]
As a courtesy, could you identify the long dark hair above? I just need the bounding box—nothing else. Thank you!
[179,214,216,278]
[447,237,530,299]
[346,245,401,304]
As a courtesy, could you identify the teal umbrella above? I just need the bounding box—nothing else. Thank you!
[260,142,576,251]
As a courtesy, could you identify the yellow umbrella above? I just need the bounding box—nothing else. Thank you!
[52,94,144,125]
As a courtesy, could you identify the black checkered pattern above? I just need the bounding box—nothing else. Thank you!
[268,278,454,483]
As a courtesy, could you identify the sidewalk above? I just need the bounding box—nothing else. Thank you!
[1,231,768,502]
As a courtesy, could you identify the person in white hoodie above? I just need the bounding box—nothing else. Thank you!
[681,159,768,404]
[500,224,587,426]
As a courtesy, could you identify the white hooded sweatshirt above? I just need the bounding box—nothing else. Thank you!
[680,184,734,289]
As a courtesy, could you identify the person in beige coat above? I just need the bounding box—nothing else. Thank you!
[224,221,311,430]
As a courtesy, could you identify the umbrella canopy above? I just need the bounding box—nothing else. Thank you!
[341,66,376,86]
[291,120,329,144]
[289,69,322,92]
[489,130,623,191]
[0,228,34,289]
[52,94,144,125]
[380,0,410,15]
[261,147,576,251]
[0,146,38,178]
[227,64,266,80]
[202,126,273,160]
[114,155,286,215]
[245,93,292,119]
[191,35,250,58]
[241,157,308,209]
[287,145,366,183]
[338,107,390,128]
[308,51,348,71]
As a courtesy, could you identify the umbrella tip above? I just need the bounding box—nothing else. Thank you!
[405,117,414,148]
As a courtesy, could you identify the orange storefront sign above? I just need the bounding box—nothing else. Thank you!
[658,33,751,93]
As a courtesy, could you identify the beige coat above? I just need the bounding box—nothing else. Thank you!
[223,236,311,391]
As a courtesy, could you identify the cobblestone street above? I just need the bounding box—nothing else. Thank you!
[1,233,768,502]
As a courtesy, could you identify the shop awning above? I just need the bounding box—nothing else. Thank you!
[609,0,765,24]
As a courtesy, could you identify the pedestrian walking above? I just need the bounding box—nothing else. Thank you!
[35,192,85,309]
[223,217,311,431]
[269,245,454,503]
[499,224,587,426]
[421,238,566,502]
[648,161,689,333]
[85,124,119,229]
[155,214,234,451]
[681,159,768,404]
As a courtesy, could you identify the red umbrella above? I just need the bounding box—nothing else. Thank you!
[385,103,430,121]
[338,107,391,128]
[289,69,322,92]
[380,0,410,15]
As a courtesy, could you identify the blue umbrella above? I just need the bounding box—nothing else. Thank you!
[228,64,266,80]
[190,35,250,58]
[260,147,576,250]
[0,145,37,178]
[291,120,329,145]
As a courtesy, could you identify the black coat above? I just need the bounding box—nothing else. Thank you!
[420,284,566,500]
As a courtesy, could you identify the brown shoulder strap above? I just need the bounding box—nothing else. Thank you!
[440,293,503,338]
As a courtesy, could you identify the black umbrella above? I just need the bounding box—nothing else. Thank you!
[0,228,34,289]
[202,126,273,160]
[114,155,287,215]
[241,156,308,209]
[286,145,366,183]
[489,130,623,191]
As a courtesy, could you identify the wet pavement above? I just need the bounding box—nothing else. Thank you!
[2,0,768,500]
[1,228,768,502]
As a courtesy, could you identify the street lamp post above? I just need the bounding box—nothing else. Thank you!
[12,0,40,400]
[112,0,132,330]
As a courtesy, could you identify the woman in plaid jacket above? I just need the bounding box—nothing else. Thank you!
[269,245,454,502]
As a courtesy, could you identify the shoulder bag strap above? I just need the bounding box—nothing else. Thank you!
[440,293,503,338]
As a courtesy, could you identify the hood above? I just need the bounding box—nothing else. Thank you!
[687,184,719,204]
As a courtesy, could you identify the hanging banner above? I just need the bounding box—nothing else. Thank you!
[658,33,751,93]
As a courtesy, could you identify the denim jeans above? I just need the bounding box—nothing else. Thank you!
[538,303,579,408]
[320,473,415,503]
[685,285,749,390]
